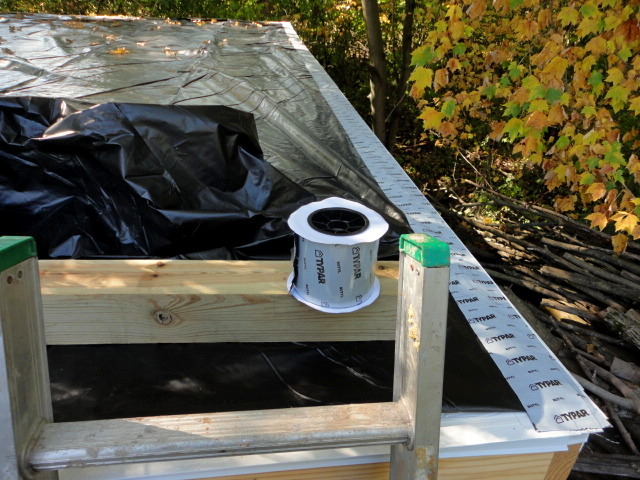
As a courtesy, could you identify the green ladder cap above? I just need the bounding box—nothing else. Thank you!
[399,233,450,267]
[0,237,37,272]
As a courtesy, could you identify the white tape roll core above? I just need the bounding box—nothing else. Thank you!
[287,197,389,313]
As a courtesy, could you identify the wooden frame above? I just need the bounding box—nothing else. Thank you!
[198,444,582,480]
[38,259,399,344]
[1,234,452,480]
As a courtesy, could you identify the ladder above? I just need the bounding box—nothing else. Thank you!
[0,233,450,480]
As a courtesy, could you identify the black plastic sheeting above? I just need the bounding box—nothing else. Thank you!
[48,298,523,422]
[0,96,404,259]
[0,14,410,260]
[0,14,525,418]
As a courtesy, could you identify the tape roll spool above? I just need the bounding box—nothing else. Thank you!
[287,197,389,313]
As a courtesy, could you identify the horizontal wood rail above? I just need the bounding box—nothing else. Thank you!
[39,260,399,344]
[30,403,410,470]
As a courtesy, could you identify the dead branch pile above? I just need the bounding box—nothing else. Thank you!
[428,184,640,479]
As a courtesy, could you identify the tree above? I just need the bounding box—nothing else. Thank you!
[362,0,388,143]
[361,0,418,151]
[409,0,640,251]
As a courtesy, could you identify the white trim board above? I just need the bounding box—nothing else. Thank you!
[58,411,589,480]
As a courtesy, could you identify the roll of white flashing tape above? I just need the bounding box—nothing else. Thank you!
[287,197,389,313]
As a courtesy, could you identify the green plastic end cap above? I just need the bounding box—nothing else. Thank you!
[0,237,37,272]
[399,233,450,267]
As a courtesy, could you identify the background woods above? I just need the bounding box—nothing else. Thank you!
[2,1,640,250]
[3,2,640,477]
[409,0,640,253]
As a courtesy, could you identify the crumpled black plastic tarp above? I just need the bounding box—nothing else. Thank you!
[0,96,406,259]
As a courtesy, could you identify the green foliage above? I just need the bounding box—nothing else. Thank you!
[409,0,640,251]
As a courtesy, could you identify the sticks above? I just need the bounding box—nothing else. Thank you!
[576,356,640,415]
[572,374,636,412]
[562,253,640,292]
[432,183,640,473]
[539,266,636,305]
[539,298,601,323]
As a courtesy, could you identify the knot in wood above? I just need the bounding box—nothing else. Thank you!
[154,310,174,325]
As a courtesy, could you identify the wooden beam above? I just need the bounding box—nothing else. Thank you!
[39,260,399,344]
[30,403,410,471]
[200,462,391,480]
[0,238,57,479]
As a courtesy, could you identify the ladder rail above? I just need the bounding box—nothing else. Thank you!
[391,235,450,479]
[31,402,410,470]
[0,234,449,480]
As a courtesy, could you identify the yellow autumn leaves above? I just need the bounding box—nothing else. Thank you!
[410,0,640,251]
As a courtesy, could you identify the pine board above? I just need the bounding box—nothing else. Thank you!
[39,260,398,345]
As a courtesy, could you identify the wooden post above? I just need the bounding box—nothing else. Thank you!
[390,233,450,480]
[0,237,57,480]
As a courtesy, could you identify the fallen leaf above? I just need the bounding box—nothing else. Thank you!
[585,212,608,230]
[554,195,577,212]
[612,232,628,253]
[108,47,130,55]
[449,20,465,40]
[616,19,640,43]
[547,104,565,124]
[516,19,540,41]
[65,21,85,29]
[611,211,639,235]
[586,182,607,201]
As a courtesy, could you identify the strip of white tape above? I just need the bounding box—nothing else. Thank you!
[283,22,609,432]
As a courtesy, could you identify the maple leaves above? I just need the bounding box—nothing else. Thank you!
[409,0,640,252]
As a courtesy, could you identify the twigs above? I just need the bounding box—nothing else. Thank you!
[464,180,640,253]
[606,401,640,456]
[573,374,637,413]
[429,183,640,477]
[573,452,640,478]
[539,298,601,322]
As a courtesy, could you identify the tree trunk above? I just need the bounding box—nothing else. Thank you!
[361,0,387,143]
[386,0,416,152]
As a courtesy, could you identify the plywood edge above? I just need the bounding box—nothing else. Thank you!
[196,449,561,480]
[543,443,582,480]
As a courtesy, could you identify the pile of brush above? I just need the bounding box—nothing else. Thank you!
[428,182,640,479]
